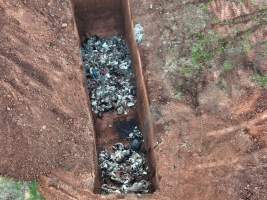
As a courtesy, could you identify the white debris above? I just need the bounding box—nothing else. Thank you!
[134,23,144,44]
[61,23,67,28]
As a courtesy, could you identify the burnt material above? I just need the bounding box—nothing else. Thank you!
[99,125,150,194]
[114,119,138,139]
[81,36,136,117]
[81,35,150,194]
[72,0,158,195]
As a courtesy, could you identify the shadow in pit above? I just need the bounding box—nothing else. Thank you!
[71,0,158,194]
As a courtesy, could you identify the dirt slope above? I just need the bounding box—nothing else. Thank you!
[0,0,96,186]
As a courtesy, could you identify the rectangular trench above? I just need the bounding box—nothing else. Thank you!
[71,0,158,194]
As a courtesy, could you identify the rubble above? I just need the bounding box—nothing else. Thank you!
[98,125,150,195]
[81,36,136,117]
[81,36,150,195]
[134,23,144,44]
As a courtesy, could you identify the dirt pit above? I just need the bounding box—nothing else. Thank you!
[74,0,158,194]
[1,0,267,200]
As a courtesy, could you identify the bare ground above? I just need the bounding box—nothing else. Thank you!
[1,0,267,200]
[0,0,96,183]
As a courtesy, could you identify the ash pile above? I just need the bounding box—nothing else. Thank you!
[81,36,136,117]
[99,123,151,194]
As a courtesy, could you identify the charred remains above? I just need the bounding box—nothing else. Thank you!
[81,36,136,117]
[72,0,158,195]
[81,36,151,194]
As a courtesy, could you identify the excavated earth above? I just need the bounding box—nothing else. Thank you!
[1,0,267,199]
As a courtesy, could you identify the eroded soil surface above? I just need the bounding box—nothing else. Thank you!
[0,0,96,183]
[1,0,267,200]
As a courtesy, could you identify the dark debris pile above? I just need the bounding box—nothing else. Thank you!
[81,36,136,117]
[99,125,150,194]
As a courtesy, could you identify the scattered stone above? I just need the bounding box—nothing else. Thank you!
[81,36,136,117]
